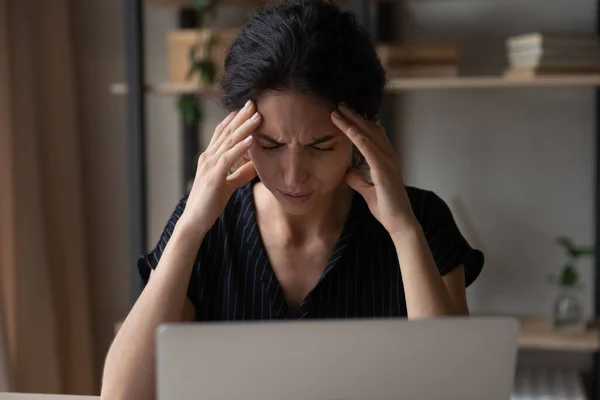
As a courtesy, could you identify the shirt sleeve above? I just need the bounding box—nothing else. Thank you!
[137,195,204,316]
[412,189,484,287]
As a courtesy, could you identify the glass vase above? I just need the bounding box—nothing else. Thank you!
[552,284,585,332]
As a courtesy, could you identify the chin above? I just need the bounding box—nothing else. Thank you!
[278,200,316,216]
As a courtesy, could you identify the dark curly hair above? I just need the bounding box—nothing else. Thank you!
[220,0,386,122]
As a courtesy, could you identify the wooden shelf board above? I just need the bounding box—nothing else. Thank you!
[146,0,269,6]
[517,317,599,352]
[386,75,600,91]
[109,82,222,99]
[110,75,600,96]
[144,0,389,6]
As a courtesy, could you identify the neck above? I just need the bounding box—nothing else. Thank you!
[255,182,354,245]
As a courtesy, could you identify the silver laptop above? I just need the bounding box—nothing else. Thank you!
[156,317,519,400]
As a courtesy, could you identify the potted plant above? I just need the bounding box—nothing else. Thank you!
[176,0,223,129]
[548,236,594,331]
[169,0,240,189]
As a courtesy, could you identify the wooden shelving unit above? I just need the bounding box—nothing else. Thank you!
[110,75,600,95]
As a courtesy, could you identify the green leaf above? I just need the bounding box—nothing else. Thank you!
[556,236,595,259]
[191,0,220,14]
[574,246,595,257]
[191,0,208,10]
[177,96,203,126]
[560,263,579,286]
[198,58,216,84]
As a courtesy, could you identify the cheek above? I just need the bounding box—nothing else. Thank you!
[248,146,276,179]
[314,148,352,182]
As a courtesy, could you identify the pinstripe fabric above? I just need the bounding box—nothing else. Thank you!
[138,177,484,321]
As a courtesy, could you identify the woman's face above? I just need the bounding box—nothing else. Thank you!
[248,91,353,215]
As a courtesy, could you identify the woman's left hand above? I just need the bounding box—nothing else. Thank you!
[331,104,418,239]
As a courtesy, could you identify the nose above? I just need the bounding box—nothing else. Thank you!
[282,149,308,188]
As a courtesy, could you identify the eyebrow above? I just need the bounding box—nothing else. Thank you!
[257,134,336,146]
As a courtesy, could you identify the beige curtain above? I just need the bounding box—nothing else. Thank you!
[0,0,95,395]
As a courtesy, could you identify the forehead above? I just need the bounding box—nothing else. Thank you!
[255,91,339,141]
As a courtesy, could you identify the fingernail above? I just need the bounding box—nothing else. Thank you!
[251,112,260,121]
[332,110,341,119]
[244,100,252,110]
[244,135,254,143]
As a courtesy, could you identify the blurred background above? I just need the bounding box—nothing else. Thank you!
[0,0,599,398]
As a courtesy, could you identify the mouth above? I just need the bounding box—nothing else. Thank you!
[278,189,313,205]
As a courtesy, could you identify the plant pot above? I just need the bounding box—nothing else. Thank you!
[552,284,585,332]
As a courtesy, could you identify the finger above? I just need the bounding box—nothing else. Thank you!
[216,112,261,157]
[209,111,237,148]
[345,168,373,199]
[331,110,382,171]
[213,100,256,151]
[216,133,256,178]
[226,160,258,188]
[338,104,393,156]
[338,104,373,137]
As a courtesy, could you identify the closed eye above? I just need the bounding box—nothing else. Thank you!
[257,133,336,151]
[310,146,334,152]
[261,145,282,152]
[261,145,335,152]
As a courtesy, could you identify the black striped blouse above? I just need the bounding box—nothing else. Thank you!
[138,176,484,320]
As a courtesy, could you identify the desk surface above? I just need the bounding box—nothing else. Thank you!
[0,395,98,399]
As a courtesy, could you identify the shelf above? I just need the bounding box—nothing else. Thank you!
[109,82,222,99]
[144,0,386,6]
[110,75,600,96]
[517,317,599,352]
[145,0,272,6]
[386,75,600,91]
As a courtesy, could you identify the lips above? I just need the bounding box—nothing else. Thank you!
[281,191,311,197]
[278,189,313,205]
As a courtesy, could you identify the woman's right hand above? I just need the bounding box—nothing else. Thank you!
[179,100,261,237]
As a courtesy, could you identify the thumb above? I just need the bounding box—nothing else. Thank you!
[226,160,257,188]
[345,168,372,198]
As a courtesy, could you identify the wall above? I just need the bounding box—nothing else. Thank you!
[398,0,597,318]
[144,5,182,246]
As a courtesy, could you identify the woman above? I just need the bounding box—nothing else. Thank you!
[101,0,483,398]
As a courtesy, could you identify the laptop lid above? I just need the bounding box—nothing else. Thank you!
[157,317,519,400]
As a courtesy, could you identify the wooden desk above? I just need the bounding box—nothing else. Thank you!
[517,317,600,351]
[0,394,98,399]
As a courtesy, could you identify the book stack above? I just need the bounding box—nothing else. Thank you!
[376,44,459,78]
[505,32,600,78]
